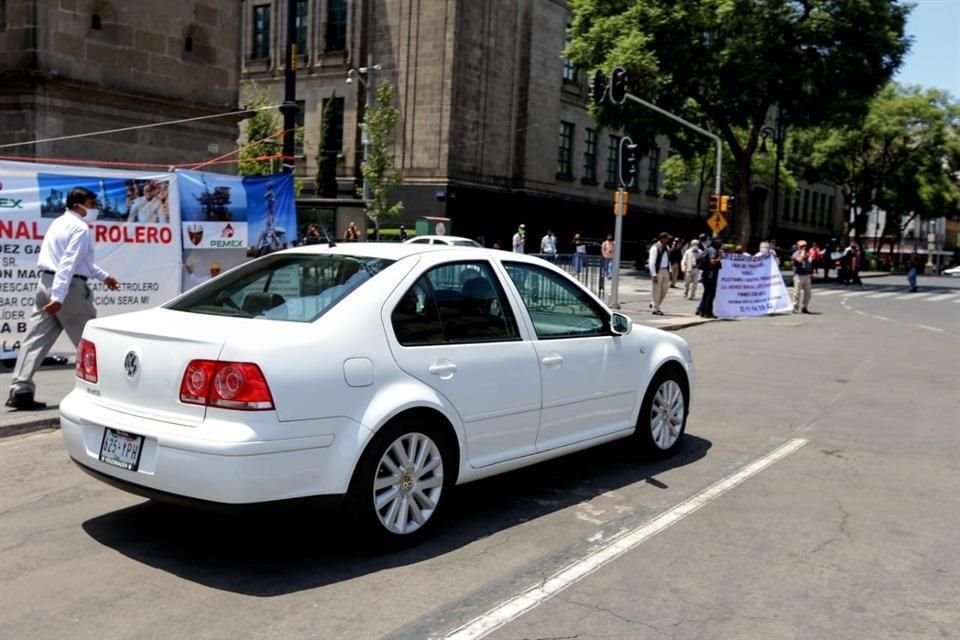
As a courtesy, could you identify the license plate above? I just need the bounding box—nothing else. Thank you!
[99,428,144,471]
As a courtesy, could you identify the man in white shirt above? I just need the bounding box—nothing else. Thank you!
[681,239,702,300]
[540,229,557,257]
[6,187,120,410]
[648,232,672,315]
[184,260,222,289]
[512,224,526,253]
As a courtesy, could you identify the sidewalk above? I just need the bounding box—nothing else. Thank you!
[0,270,713,439]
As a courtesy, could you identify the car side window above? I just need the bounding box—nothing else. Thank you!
[503,262,609,339]
[392,261,520,345]
[409,238,430,244]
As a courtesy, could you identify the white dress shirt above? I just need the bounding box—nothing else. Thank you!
[648,242,670,274]
[36,210,109,303]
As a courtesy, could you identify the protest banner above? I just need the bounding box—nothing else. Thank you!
[0,160,182,357]
[715,254,793,318]
[177,171,297,256]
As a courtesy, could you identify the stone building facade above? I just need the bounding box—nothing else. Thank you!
[242,0,843,251]
[0,0,241,168]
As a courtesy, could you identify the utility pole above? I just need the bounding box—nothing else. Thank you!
[361,53,375,203]
[279,0,299,174]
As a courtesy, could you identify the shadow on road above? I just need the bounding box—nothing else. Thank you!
[82,435,712,597]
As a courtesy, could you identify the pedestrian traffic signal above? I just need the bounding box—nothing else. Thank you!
[709,194,720,216]
[591,70,607,106]
[618,136,638,188]
[610,66,627,105]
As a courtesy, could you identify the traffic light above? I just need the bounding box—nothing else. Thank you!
[720,195,732,213]
[610,66,627,105]
[618,136,639,188]
[591,70,607,106]
[709,194,720,216]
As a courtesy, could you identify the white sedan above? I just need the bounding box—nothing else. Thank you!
[62,244,695,544]
[403,235,482,247]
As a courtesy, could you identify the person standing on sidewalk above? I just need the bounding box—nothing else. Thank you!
[792,240,814,313]
[907,253,920,292]
[669,239,683,287]
[681,239,702,300]
[540,229,557,261]
[512,224,526,254]
[6,187,120,410]
[648,232,672,315]
[601,234,615,280]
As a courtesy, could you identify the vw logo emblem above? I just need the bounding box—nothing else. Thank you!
[124,351,139,378]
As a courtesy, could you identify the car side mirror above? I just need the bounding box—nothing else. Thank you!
[611,312,632,336]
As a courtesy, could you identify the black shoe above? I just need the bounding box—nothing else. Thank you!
[5,391,47,411]
[801,308,811,314]
[652,309,664,316]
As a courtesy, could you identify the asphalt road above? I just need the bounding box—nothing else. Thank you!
[1,277,957,640]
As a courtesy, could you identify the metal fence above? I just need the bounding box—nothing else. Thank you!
[528,253,608,298]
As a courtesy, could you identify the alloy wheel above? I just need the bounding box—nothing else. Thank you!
[650,379,685,450]
[372,432,445,535]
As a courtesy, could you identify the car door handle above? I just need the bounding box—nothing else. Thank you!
[428,361,458,377]
[541,354,564,367]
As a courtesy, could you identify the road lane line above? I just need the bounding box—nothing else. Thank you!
[865,292,898,299]
[815,290,843,296]
[913,324,944,333]
[872,316,891,321]
[438,438,809,640]
[840,290,872,298]
[924,293,960,302]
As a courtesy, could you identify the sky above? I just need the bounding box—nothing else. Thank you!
[893,0,960,97]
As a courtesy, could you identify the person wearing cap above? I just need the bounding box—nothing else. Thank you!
[6,186,120,410]
[648,232,672,315]
[681,239,702,300]
[512,224,526,254]
[792,240,814,313]
[184,260,222,289]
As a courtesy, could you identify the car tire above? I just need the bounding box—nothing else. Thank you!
[346,418,454,547]
[634,366,688,458]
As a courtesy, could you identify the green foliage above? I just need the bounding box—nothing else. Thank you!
[316,93,339,198]
[794,84,960,240]
[568,0,912,243]
[360,81,404,235]
[238,83,282,177]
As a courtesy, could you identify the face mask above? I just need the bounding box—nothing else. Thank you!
[81,205,100,218]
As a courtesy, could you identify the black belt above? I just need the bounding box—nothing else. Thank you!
[40,270,88,281]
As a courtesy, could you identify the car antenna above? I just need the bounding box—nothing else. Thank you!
[320,224,336,248]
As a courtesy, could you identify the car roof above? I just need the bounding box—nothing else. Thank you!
[272,241,549,265]
[404,235,478,243]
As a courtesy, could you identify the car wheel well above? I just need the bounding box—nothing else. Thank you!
[381,407,461,483]
[653,360,689,396]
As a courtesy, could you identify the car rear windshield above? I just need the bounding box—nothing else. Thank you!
[168,254,395,322]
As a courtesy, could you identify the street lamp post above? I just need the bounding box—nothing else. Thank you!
[760,116,786,242]
[346,55,382,206]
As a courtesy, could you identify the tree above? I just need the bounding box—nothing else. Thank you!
[568,0,911,245]
[238,82,282,177]
[794,84,960,252]
[360,81,403,238]
[316,93,339,198]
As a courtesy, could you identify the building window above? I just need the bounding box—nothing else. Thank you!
[91,13,102,30]
[326,0,347,52]
[606,135,620,186]
[184,35,194,52]
[646,147,660,194]
[295,0,308,55]
[322,96,345,151]
[0,0,6,31]
[252,5,270,60]
[295,100,306,156]
[792,190,800,222]
[820,193,828,226]
[583,128,597,183]
[558,122,574,179]
[782,192,791,221]
[562,26,576,82]
[801,189,810,223]
[827,195,835,228]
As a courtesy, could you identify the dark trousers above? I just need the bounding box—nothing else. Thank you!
[698,278,718,317]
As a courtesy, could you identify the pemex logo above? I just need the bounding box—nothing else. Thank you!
[187,223,204,246]
[221,224,235,238]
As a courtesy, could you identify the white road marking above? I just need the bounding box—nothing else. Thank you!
[840,290,872,298]
[438,438,809,640]
[903,293,937,301]
[913,324,944,333]
[814,290,843,296]
[865,292,899,299]
[924,293,960,302]
[873,316,891,321]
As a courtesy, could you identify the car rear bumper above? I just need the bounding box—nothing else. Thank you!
[61,391,369,504]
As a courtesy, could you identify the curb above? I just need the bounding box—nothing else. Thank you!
[0,415,60,439]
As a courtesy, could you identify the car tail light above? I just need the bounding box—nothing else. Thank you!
[179,360,274,411]
[76,339,98,383]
